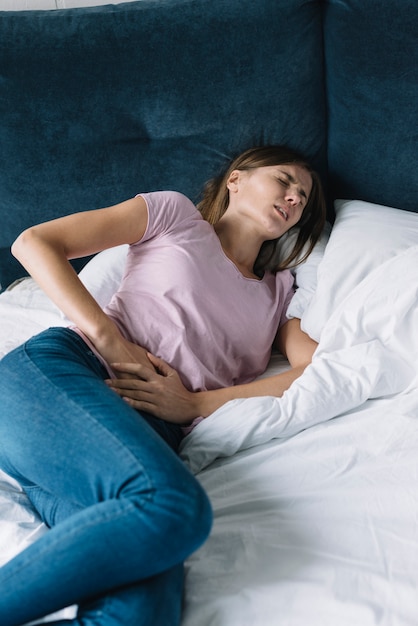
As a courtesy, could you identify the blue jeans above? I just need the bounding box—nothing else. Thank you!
[0,328,212,626]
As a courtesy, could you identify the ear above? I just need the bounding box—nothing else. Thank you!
[226,169,242,193]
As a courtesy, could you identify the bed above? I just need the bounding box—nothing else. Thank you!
[1,198,417,625]
[0,0,417,624]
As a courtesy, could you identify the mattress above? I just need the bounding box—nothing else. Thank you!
[1,202,418,625]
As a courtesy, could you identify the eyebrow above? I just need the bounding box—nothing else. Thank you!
[277,170,308,198]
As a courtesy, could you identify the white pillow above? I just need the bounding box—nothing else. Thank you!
[78,244,128,308]
[302,199,418,341]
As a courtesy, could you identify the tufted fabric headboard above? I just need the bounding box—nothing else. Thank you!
[0,0,416,289]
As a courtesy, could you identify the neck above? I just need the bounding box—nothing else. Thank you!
[214,219,263,279]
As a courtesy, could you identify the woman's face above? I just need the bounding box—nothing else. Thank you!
[227,163,312,239]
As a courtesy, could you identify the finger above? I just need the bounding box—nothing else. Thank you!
[109,387,156,407]
[106,378,147,391]
[146,353,174,376]
[122,396,155,411]
[120,395,169,420]
[110,362,155,380]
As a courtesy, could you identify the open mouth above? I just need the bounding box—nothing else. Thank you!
[275,206,288,221]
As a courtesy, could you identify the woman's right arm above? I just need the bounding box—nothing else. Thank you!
[106,319,318,422]
[11,196,154,370]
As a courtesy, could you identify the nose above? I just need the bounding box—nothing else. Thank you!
[284,188,303,207]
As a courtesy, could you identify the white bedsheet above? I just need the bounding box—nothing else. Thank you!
[180,246,418,472]
[180,246,418,625]
[0,246,417,625]
[182,392,418,626]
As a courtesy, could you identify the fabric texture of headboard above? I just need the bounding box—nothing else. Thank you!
[324,0,418,212]
[0,0,417,289]
[0,0,326,289]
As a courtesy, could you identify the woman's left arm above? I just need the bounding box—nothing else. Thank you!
[107,318,318,424]
[274,317,318,373]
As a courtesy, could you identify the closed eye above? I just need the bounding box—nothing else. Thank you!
[277,171,308,202]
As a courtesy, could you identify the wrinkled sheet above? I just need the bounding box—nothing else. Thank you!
[180,246,418,472]
[181,389,418,626]
[179,246,418,625]
[0,246,417,625]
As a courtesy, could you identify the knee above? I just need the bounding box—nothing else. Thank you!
[184,478,213,551]
[155,472,213,556]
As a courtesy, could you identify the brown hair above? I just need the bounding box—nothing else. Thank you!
[197,145,326,274]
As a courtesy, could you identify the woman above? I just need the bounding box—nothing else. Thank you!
[0,145,325,626]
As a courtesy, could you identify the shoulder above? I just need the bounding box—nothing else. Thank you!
[135,191,201,242]
[140,191,198,216]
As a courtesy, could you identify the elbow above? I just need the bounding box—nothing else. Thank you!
[289,345,318,373]
[293,361,311,377]
[11,228,36,264]
[11,226,50,270]
[11,229,29,263]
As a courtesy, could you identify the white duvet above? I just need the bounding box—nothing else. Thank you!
[0,246,418,625]
[180,245,418,473]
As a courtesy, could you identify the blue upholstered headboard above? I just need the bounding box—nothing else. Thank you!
[323,0,417,210]
[0,0,416,289]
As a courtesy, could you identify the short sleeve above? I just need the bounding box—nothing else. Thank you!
[278,270,295,328]
[135,191,200,244]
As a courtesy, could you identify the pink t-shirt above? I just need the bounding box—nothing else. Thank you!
[101,191,294,392]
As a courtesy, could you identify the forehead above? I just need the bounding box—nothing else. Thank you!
[272,164,313,193]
